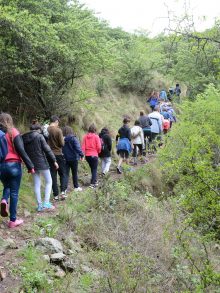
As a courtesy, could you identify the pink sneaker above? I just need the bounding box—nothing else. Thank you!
[8,219,24,228]
[1,199,8,217]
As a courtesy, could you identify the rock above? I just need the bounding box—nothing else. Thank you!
[24,209,31,217]
[0,268,6,281]
[43,255,50,262]
[61,258,78,272]
[64,238,82,254]
[50,253,66,263]
[6,238,18,249]
[35,237,63,254]
[81,265,105,277]
[54,267,66,279]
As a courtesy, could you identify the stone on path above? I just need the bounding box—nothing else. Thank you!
[35,237,63,254]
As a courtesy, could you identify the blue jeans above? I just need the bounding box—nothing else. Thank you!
[0,162,22,221]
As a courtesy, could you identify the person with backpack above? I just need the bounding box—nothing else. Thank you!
[62,126,84,192]
[99,127,112,175]
[116,117,132,174]
[0,113,34,228]
[47,115,67,200]
[23,123,58,212]
[82,124,101,188]
[130,120,145,165]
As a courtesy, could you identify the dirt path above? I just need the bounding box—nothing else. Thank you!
[0,155,156,292]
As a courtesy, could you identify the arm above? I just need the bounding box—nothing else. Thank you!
[73,137,84,158]
[14,135,34,171]
[81,136,86,154]
[106,136,112,152]
[127,128,131,141]
[96,135,101,154]
[57,128,64,147]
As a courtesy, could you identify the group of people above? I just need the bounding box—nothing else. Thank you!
[147,84,181,110]
[0,95,177,228]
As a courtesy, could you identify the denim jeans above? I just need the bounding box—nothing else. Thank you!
[0,162,22,221]
[49,155,67,197]
[65,160,79,188]
[86,156,98,184]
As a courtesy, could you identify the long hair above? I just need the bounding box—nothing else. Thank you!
[0,113,14,134]
[63,125,74,136]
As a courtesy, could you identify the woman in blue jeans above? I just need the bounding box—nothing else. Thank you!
[0,113,34,228]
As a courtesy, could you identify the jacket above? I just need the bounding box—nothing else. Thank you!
[116,125,131,142]
[131,126,145,147]
[138,115,152,129]
[63,135,84,161]
[47,126,64,155]
[23,131,56,170]
[82,133,101,157]
[148,112,163,134]
[117,138,132,153]
[3,127,34,171]
[99,129,112,158]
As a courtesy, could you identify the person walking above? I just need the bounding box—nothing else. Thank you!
[138,110,152,155]
[130,120,145,165]
[82,124,101,188]
[47,115,67,200]
[99,127,112,175]
[62,126,84,192]
[116,117,132,174]
[148,106,163,151]
[0,113,34,228]
[23,123,58,211]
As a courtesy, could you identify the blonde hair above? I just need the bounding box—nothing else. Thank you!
[0,113,14,134]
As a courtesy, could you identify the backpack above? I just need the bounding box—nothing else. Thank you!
[0,130,8,162]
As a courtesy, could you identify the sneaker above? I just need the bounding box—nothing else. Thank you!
[8,219,24,228]
[74,187,82,192]
[60,191,67,200]
[54,196,59,201]
[43,202,55,211]
[89,184,95,189]
[1,199,9,217]
[36,204,43,212]
[117,167,122,174]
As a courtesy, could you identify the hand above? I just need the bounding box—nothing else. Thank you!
[54,162,59,169]
[28,168,35,174]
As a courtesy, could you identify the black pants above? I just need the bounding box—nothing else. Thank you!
[132,144,143,158]
[86,156,98,184]
[65,160,79,188]
[49,155,67,197]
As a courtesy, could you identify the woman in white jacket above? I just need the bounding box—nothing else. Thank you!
[130,120,145,165]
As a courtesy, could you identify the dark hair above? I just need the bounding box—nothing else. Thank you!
[30,124,42,131]
[134,120,140,126]
[140,110,145,116]
[88,123,96,133]
[63,125,74,136]
[50,115,60,123]
[123,117,130,124]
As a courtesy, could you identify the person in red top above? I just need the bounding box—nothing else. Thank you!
[0,113,34,228]
[82,124,101,188]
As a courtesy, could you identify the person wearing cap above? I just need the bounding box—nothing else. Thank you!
[47,115,67,200]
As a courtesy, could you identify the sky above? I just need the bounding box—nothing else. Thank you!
[80,0,220,36]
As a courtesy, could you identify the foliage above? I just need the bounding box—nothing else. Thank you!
[0,0,112,118]
[159,84,220,239]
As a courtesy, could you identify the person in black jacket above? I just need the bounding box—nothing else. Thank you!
[62,126,84,192]
[23,124,58,211]
[0,113,34,228]
[99,127,112,175]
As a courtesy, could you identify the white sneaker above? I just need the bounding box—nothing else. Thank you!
[60,191,67,200]
[74,187,82,192]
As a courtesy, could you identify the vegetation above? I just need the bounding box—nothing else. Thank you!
[0,0,220,292]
